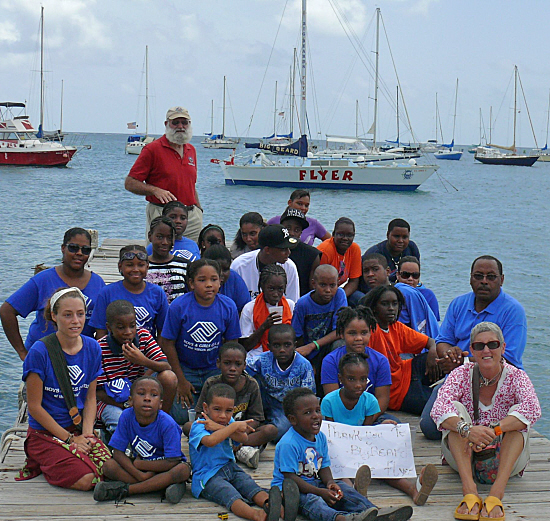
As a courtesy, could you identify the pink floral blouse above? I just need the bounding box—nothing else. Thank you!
[430,362,541,431]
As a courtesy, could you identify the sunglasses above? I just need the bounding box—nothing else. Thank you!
[399,271,420,279]
[120,251,148,262]
[472,273,499,281]
[66,243,92,255]
[471,340,501,351]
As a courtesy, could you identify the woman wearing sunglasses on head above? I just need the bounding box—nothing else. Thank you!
[1,228,105,361]
[89,245,168,341]
[396,256,440,321]
[430,322,540,521]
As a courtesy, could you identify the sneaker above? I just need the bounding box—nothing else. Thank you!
[164,482,186,504]
[93,481,130,503]
[344,507,378,521]
[235,445,260,469]
[355,465,372,497]
[375,505,414,521]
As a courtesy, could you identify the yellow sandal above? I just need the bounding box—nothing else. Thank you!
[455,494,482,520]
[479,496,505,521]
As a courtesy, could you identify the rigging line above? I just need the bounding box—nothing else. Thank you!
[517,71,538,148]
[224,82,240,139]
[491,71,514,132]
[243,0,290,137]
[306,36,322,139]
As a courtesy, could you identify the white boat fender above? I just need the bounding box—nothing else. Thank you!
[408,158,417,165]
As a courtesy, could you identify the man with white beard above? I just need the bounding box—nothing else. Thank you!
[125,107,203,242]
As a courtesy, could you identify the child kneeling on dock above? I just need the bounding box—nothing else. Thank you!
[94,376,190,504]
[189,383,297,521]
[272,388,414,521]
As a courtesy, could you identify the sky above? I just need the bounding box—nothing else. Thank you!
[2,0,549,147]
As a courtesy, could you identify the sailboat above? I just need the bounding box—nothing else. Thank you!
[475,66,539,166]
[125,46,154,155]
[218,4,438,191]
[201,76,240,149]
[435,79,463,161]
[536,90,550,162]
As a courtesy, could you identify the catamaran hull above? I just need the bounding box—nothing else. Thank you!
[221,164,438,191]
[474,154,539,166]
[0,148,76,166]
[435,151,463,161]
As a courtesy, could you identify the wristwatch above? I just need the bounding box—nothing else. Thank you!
[490,421,503,436]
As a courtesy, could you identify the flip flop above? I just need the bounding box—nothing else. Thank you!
[479,496,505,521]
[355,465,372,497]
[263,486,282,521]
[414,463,438,506]
[454,494,482,520]
[282,478,300,521]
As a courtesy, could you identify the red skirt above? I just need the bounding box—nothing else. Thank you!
[16,426,112,489]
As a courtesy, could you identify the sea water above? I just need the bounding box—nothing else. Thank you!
[0,134,548,436]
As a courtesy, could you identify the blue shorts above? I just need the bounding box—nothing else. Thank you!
[200,460,263,510]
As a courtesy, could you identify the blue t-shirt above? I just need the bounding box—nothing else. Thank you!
[6,268,105,348]
[146,237,200,262]
[395,282,439,339]
[89,281,168,337]
[220,269,251,313]
[161,292,241,371]
[271,427,330,489]
[320,346,391,394]
[436,290,527,370]
[189,418,235,498]
[247,351,315,403]
[22,335,103,430]
[321,389,380,426]
[292,288,347,359]
[363,240,420,283]
[416,284,440,321]
[110,408,185,461]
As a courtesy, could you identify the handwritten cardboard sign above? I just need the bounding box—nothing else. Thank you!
[320,421,416,479]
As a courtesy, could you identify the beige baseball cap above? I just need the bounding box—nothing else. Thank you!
[166,107,191,121]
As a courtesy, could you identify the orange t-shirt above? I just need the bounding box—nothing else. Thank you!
[369,322,428,410]
[317,239,362,286]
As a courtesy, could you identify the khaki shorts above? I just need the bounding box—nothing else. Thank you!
[441,401,530,478]
[145,203,203,244]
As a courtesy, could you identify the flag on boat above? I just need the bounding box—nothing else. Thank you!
[127,122,138,129]
[278,112,285,116]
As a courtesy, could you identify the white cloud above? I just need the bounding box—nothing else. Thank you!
[0,20,19,43]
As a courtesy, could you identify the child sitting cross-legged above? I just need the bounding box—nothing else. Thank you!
[272,388,414,521]
[189,383,299,521]
[321,353,438,507]
[182,342,278,469]
[93,376,191,504]
[246,324,315,441]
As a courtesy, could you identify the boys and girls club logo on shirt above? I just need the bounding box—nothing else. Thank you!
[131,436,157,459]
[188,321,219,344]
[83,295,92,318]
[68,365,85,386]
[134,306,151,328]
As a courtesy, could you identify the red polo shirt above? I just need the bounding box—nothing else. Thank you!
[128,135,198,206]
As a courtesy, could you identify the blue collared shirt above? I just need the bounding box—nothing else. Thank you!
[436,290,527,369]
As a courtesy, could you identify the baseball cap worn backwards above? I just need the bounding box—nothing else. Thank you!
[280,207,309,231]
[259,225,298,249]
[166,107,191,120]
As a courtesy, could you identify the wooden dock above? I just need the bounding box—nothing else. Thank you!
[1,237,546,520]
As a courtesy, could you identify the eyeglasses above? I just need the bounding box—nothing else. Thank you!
[120,251,148,262]
[399,271,420,279]
[472,273,499,281]
[334,232,355,239]
[170,119,190,127]
[471,340,501,351]
[66,243,92,255]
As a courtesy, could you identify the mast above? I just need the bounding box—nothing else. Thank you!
[145,45,149,136]
[545,89,550,149]
[60,79,64,133]
[273,81,278,137]
[372,7,380,149]
[355,100,359,138]
[513,65,517,150]
[39,6,44,135]
[396,85,399,146]
[299,0,306,136]
[222,75,226,139]
[451,78,458,147]
[435,93,438,142]
[290,48,296,136]
[479,107,482,145]
[210,99,214,136]
[489,106,493,143]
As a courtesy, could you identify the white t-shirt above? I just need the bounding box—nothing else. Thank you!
[240,297,296,362]
[231,249,300,303]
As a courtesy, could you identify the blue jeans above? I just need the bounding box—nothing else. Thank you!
[399,352,433,415]
[419,380,444,440]
[375,412,401,424]
[262,394,291,442]
[347,290,366,308]
[100,404,124,434]
[300,480,375,521]
[170,366,220,424]
[200,461,263,510]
